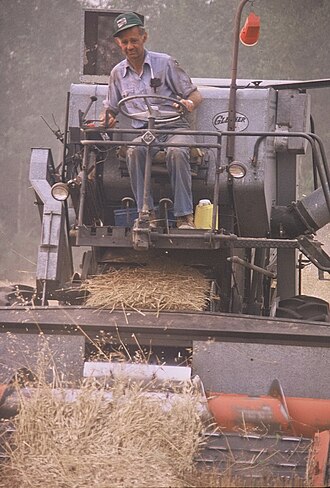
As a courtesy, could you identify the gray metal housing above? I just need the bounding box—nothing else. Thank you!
[29,148,73,295]
[67,80,310,237]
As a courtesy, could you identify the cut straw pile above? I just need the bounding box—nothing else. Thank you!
[82,260,210,313]
[2,379,205,488]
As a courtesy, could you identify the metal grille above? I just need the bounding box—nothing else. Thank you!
[195,431,311,481]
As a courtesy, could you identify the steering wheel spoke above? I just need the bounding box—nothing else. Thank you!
[129,110,151,121]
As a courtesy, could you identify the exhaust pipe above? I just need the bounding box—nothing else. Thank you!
[271,186,330,238]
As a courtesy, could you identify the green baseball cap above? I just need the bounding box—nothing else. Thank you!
[113,12,144,37]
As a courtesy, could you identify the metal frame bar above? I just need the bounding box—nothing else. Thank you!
[1,307,329,348]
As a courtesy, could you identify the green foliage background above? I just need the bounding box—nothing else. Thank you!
[0,0,329,281]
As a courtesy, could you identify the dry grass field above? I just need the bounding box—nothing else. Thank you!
[301,224,330,302]
[1,377,205,488]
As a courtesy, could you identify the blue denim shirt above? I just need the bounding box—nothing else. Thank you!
[103,50,197,128]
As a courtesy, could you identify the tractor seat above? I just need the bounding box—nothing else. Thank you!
[117,146,205,178]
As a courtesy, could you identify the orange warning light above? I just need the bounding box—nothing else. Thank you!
[240,11,260,46]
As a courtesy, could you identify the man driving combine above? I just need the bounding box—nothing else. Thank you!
[102,12,202,229]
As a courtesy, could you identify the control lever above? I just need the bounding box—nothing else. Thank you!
[79,95,98,127]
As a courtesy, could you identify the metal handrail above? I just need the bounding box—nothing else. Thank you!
[78,127,330,231]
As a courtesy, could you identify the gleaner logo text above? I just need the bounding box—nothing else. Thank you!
[212,111,249,132]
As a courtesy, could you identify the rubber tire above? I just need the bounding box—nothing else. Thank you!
[0,284,41,306]
[276,294,330,323]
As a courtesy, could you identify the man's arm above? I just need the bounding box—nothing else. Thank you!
[100,68,122,127]
[181,89,203,113]
[165,56,202,113]
[100,109,117,128]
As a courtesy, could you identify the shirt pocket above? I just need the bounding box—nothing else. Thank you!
[121,80,138,98]
[120,89,145,116]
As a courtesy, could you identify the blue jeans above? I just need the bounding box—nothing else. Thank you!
[126,132,194,217]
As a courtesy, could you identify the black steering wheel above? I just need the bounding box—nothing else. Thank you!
[117,94,187,125]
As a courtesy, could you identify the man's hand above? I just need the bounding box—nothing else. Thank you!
[173,91,202,114]
[180,99,195,113]
[100,109,117,128]
[173,99,195,113]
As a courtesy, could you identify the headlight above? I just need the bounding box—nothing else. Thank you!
[51,182,70,201]
[228,162,247,179]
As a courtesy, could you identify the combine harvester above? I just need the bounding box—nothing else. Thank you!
[1,1,330,484]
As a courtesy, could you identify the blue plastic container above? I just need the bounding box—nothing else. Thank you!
[114,208,138,227]
[114,206,176,227]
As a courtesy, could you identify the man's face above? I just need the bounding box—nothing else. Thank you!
[115,26,147,64]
